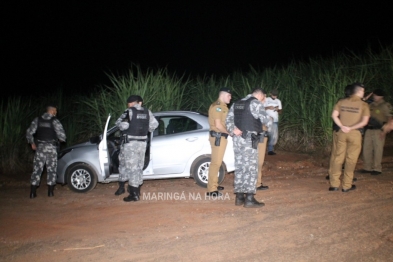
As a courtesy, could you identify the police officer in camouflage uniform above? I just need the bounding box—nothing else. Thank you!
[226,87,272,208]
[26,105,66,198]
[114,95,158,202]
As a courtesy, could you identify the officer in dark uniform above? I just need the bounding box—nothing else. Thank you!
[206,87,232,197]
[329,83,370,192]
[362,89,392,175]
[26,105,66,198]
[114,95,158,202]
[226,87,272,207]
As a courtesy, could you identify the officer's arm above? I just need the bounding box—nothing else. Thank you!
[225,105,235,134]
[116,109,131,131]
[26,118,38,144]
[149,111,159,132]
[331,110,344,128]
[53,119,66,142]
[349,116,370,131]
[214,119,229,134]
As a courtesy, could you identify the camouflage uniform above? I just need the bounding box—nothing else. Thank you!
[26,113,66,186]
[226,94,272,194]
[115,104,158,187]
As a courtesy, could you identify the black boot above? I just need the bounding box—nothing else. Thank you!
[48,185,55,197]
[114,181,126,195]
[123,186,140,202]
[235,193,245,206]
[243,193,265,208]
[30,185,37,199]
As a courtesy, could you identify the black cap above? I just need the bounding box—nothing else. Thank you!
[373,89,384,96]
[219,87,231,93]
[127,95,143,103]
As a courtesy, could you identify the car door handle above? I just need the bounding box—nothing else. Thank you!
[186,137,198,142]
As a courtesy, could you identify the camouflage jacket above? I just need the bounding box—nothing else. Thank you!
[226,94,272,135]
[26,113,66,144]
[115,104,159,139]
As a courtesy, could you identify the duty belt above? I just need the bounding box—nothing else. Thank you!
[209,131,229,146]
[366,125,382,130]
[35,140,58,146]
[121,135,146,145]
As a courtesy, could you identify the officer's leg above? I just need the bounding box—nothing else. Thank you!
[233,137,246,193]
[342,131,362,190]
[329,132,347,188]
[46,145,58,196]
[115,146,127,195]
[373,130,385,173]
[31,144,46,186]
[207,137,227,192]
[124,141,144,202]
[327,131,338,179]
[362,129,373,171]
[243,144,264,207]
[30,144,46,198]
[256,141,267,188]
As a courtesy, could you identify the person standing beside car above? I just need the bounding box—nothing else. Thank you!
[226,87,272,208]
[26,105,66,198]
[264,89,282,155]
[114,95,158,202]
[206,87,232,197]
[362,89,392,175]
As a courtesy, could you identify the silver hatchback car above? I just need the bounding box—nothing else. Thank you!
[56,111,235,193]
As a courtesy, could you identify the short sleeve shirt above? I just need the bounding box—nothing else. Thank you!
[333,96,370,126]
[369,99,392,123]
[208,99,229,132]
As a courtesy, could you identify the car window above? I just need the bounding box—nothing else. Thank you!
[153,116,201,136]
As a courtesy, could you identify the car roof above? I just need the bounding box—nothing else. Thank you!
[107,111,209,134]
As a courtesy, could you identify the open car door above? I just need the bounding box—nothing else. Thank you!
[98,115,111,178]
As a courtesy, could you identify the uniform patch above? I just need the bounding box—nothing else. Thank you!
[216,107,222,112]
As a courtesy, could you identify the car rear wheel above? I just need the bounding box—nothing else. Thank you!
[66,164,97,193]
[192,156,225,188]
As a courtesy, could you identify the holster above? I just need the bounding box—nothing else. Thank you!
[121,134,129,146]
[210,131,228,146]
[251,134,260,149]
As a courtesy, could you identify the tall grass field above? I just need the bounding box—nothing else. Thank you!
[1,45,392,173]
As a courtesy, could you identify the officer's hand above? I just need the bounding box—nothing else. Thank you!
[31,143,37,151]
[341,126,351,133]
[233,127,242,136]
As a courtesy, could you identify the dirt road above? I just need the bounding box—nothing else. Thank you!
[1,143,393,261]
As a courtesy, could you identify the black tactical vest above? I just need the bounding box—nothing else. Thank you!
[35,117,57,142]
[234,97,262,136]
[122,107,150,136]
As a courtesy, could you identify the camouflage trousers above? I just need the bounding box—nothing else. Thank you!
[233,135,258,194]
[31,143,58,186]
[118,141,146,187]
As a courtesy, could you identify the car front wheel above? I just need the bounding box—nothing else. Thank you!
[66,164,98,193]
[192,156,225,188]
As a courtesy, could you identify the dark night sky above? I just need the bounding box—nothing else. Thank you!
[4,1,393,97]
